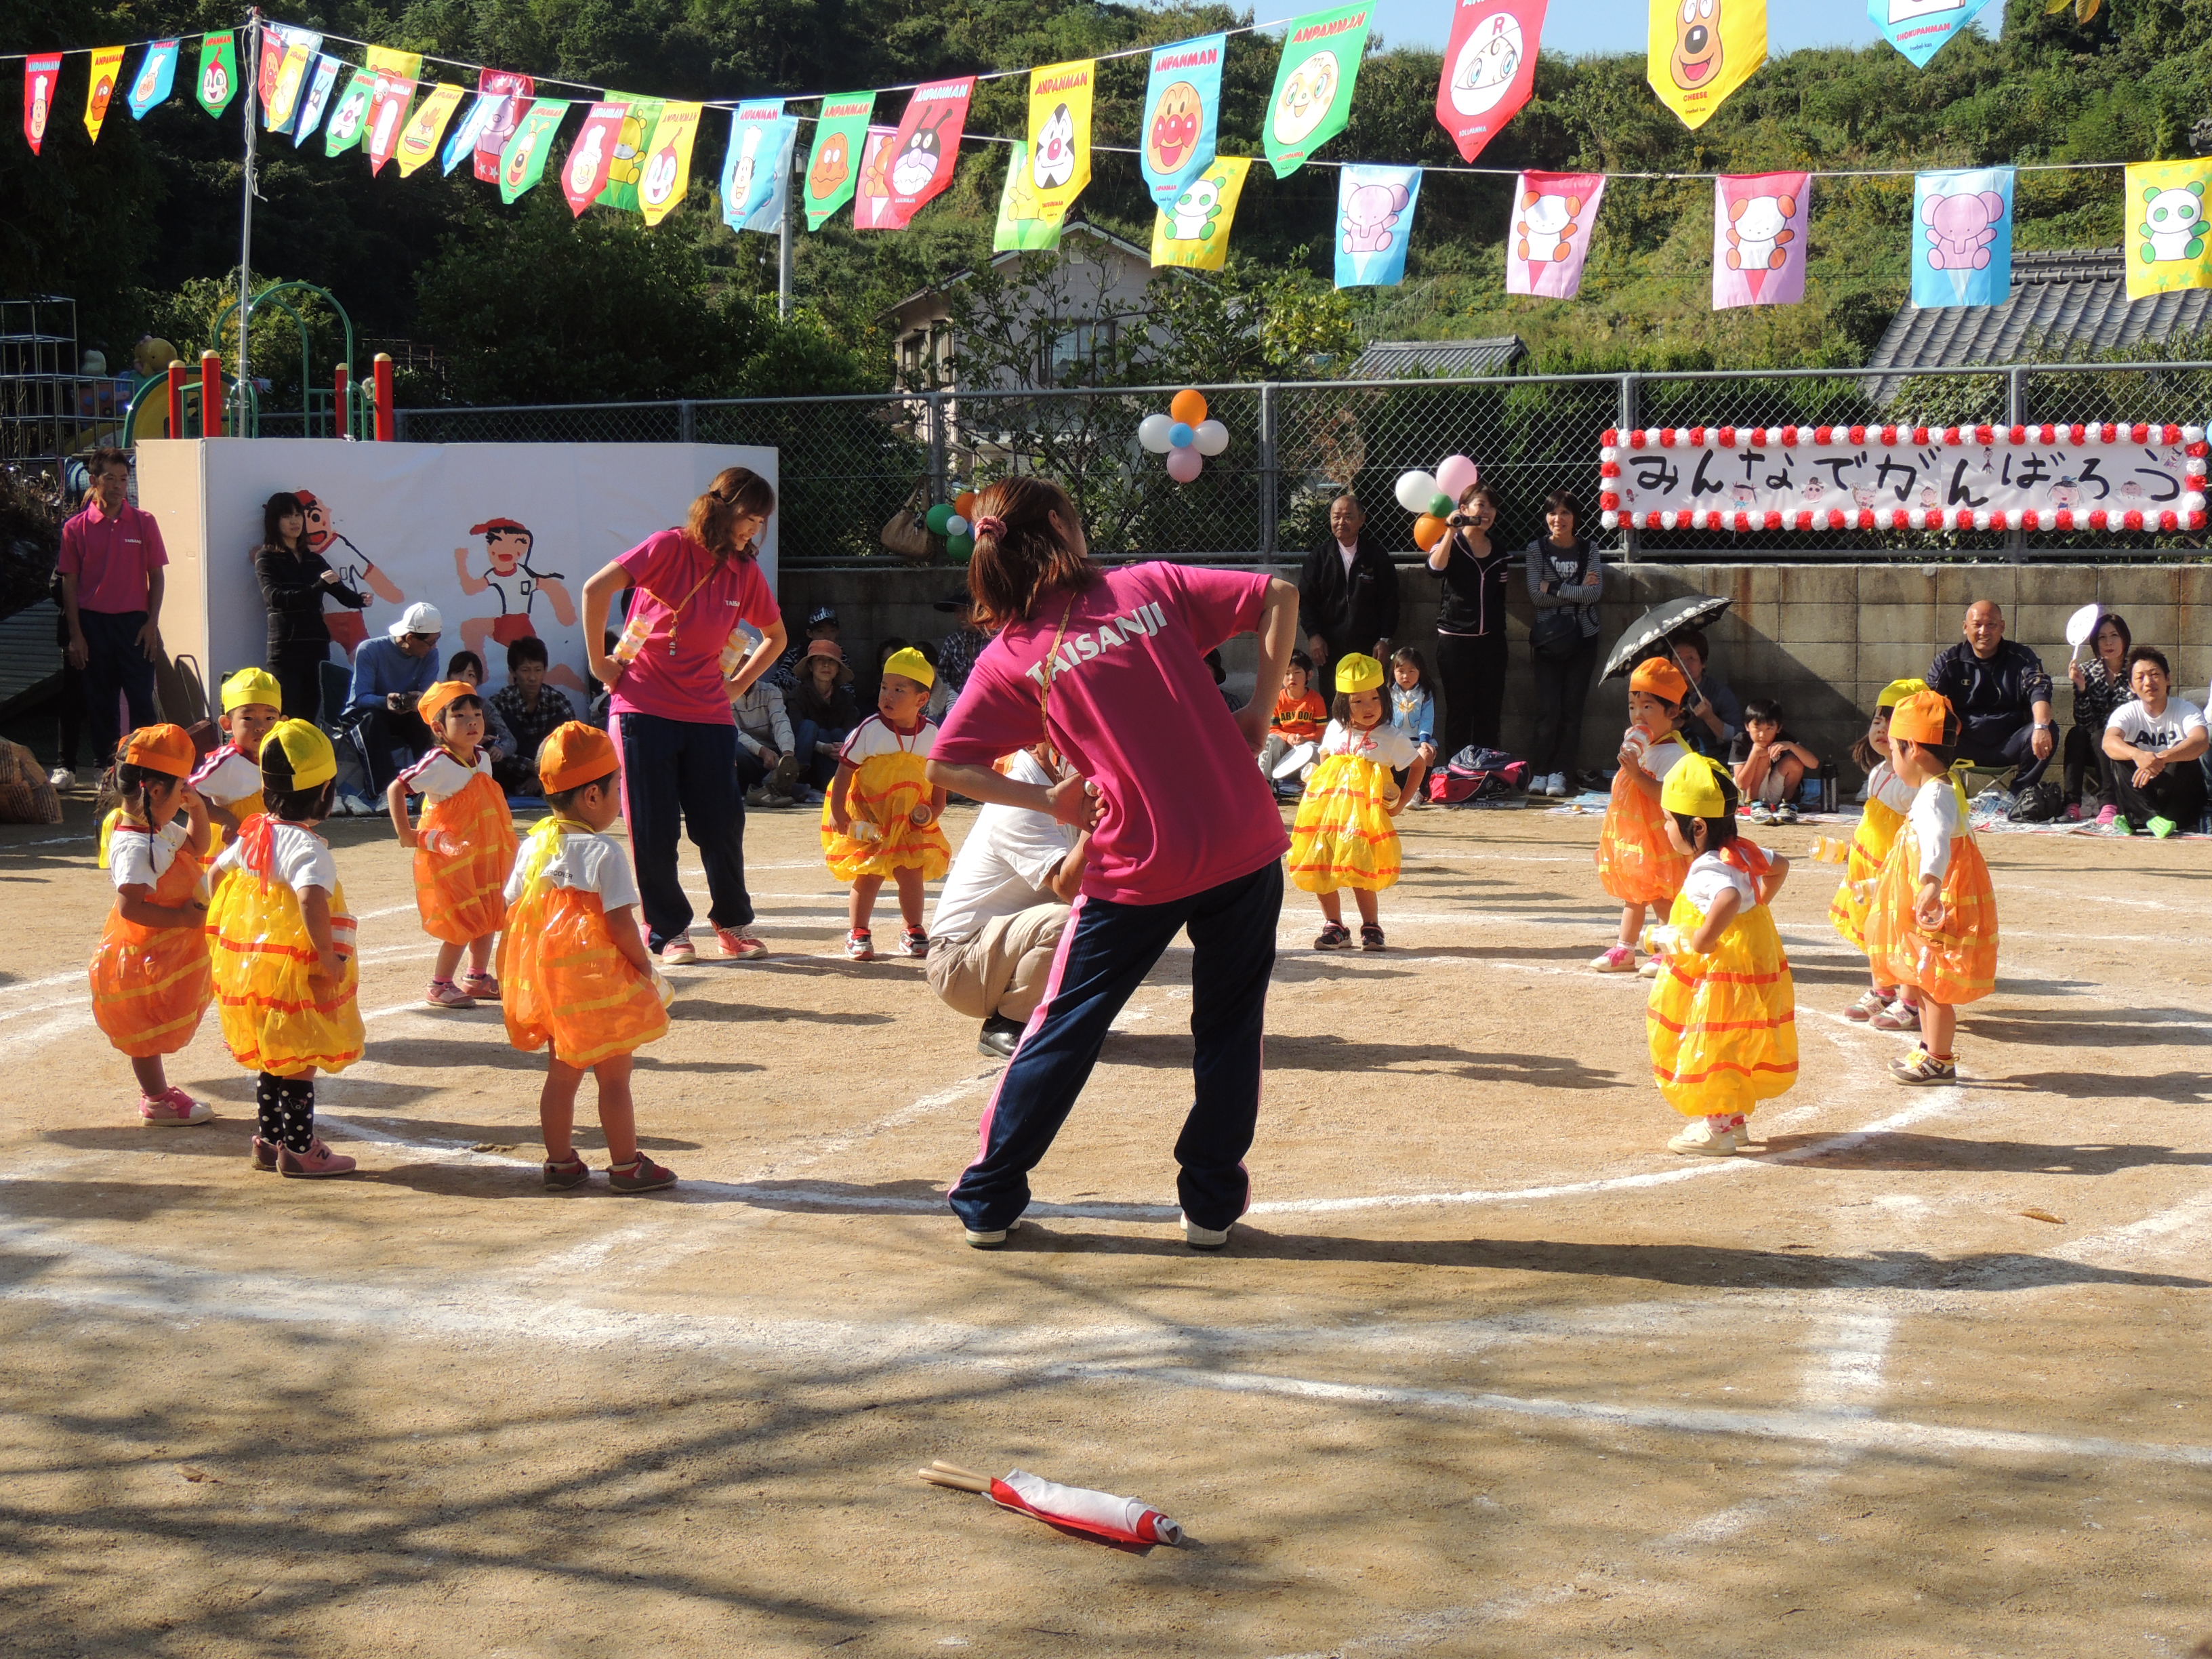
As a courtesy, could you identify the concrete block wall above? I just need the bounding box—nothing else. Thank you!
[783,561,2212,785]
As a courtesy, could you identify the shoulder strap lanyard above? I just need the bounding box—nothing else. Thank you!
[1037,596,1078,752]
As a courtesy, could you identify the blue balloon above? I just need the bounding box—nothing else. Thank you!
[1168,422,1195,448]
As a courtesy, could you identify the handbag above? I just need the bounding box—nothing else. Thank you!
[880,481,936,560]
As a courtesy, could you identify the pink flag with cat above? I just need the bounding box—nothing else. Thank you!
[1504,171,1605,299]
[1712,171,1809,310]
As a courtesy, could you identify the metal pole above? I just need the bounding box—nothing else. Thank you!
[2005,366,2026,565]
[1258,382,1279,563]
[1617,373,1641,565]
[239,9,261,438]
[777,138,795,319]
[926,390,947,502]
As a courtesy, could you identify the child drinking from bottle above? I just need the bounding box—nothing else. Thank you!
[1592,656,1694,975]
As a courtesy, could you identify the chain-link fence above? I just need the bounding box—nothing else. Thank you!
[396,361,2212,569]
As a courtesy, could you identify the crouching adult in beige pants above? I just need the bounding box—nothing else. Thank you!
[926,745,1091,1058]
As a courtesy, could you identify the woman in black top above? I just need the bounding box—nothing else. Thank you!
[255,491,367,724]
[1427,482,1512,763]
[1522,490,1604,796]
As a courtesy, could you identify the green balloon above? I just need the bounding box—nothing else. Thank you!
[1429,491,1454,518]
[945,532,975,561]
[925,503,956,535]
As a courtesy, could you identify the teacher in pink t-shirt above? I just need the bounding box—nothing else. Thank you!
[581,467,787,964]
[925,476,1298,1254]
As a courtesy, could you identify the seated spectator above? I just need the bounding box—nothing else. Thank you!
[787,640,861,796]
[487,636,578,794]
[2101,647,2208,837]
[1671,630,1744,761]
[934,588,989,709]
[587,630,615,729]
[2064,611,2133,823]
[443,650,518,779]
[342,602,443,794]
[927,744,1092,1058]
[1927,600,2056,785]
[1204,649,1244,713]
[766,605,840,692]
[1389,646,1437,765]
[1260,651,1328,781]
[732,674,800,805]
[1731,698,1820,823]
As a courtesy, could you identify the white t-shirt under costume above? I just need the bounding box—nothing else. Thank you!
[1632,732,1690,782]
[1909,777,1963,881]
[503,828,640,911]
[108,820,190,892]
[188,745,262,809]
[930,752,1076,945]
[1680,848,1758,918]
[1319,718,1420,769]
[398,746,492,802]
[213,821,338,895]
[1865,760,1917,815]
[2106,697,2209,754]
[840,714,938,766]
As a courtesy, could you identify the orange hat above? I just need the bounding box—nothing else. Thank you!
[1629,656,1689,704]
[417,680,480,727]
[121,724,196,779]
[1888,689,1954,745]
[538,721,619,794]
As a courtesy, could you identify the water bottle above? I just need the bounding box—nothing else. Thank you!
[610,611,653,665]
[1807,835,1851,865]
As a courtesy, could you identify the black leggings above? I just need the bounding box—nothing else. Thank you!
[2062,722,2118,805]
[256,1072,317,1153]
[1529,636,1601,777]
[268,641,329,726]
[1433,632,1509,763]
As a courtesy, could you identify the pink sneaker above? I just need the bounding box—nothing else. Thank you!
[459,972,501,1001]
[2095,804,2118,827]
[1589,944,1637,973]
[276,1139,357,1179]
[251,1136,280,1171]
[424,979,478,1010]
[660,934,698,966]
[138,1087,211,1126]
[715,928,767,960]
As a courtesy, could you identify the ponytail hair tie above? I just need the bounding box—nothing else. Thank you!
[972,514,1007,539]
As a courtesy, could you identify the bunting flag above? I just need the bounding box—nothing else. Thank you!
[1023,60,1095,228]
[564,102,630,216]
[85,47,124,142]
[291,56,340,146]
[1712,171,1809,309]
[499,97,571,203]
[1911,166,2013,307]
[1335,163,1422,287]
[596,96,662,212]
[638,102,703,225]
[195,33,238,118]
[1871,0,1996,68]
[1506,170,1605,298]
[1437,0,1542,163]
[472,72,534,183]
[364,48,423,175]
[880,77,973,228]
[994,142,1064,251]
[1265,3,1372,178]
[322,69,375,155]
[395,83,464,176]
[1151,155,1252,270]
[127,40,180,122]
[2124,159,2212,302]
[24,55,61,153]
[802,93,874,229]
[264,28,319,130]
[1141,35,1224,210]
[723,100,798,233]
[851,125,899,228]
[442,81,499,173]
[1647,0,1764,131]
[255,28,287,110]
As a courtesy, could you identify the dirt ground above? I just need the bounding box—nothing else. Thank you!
[1,790,2207,1659]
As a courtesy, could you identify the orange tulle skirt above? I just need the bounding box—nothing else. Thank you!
[413,771,517,945]
[821,750,951,882]
[1597,771,1691,907]
[499,886,668,1067]
[205,871,363,1078]
[1288,754,1402,893]
[88,844,213,1059]
[1647,890,1798,1118]
[1864,828,1999,1006]
[1828,796,1904,953]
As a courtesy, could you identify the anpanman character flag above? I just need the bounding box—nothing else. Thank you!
[1139,35,1223,209]
[1023,60,1095,228]
[128,40,180,122]
[85,46,124,142]
[394,83,465,177]
[804,93,874,229]
[24,54,60,153]
[195,32,238,118]
[638,102,703,226]
[1435,0,1543,163]
[1646,0,1765,130]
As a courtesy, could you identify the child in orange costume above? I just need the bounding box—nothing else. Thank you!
[823,647,951,961]
[499,722,676,1193]
[1592,655,1695,974]
[386,680,518,1009]
[89,724,215,1126]
[1864,690,1999,1086]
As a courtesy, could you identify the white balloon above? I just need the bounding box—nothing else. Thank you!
[945,514,970,537]
[1193,419,1229,457]
[1166,447,1204,483]
[1138,413,1176,454]
[1393,470,1440,514]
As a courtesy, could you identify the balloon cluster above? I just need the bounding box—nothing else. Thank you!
[925,489,982,560]
[1139,388,1230,485]
[1393,454,1482,551]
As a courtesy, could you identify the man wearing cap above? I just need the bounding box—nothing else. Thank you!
[343,601,444,795]
[1927,600,2057,786]
[766,605,840,693]
[58,446,168,764]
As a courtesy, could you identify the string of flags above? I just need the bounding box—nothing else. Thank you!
[14,3,2212,308]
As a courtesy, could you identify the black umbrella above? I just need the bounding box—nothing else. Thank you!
[1601,594,1733,681]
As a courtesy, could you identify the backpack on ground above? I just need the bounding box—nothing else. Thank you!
[1429,745,1530,803]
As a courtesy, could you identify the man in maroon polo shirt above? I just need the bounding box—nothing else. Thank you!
[58,447,168,764]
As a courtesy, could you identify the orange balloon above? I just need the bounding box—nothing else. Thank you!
[1412,514,1449,551]
[1169,388,1208,426]
[954,491,978,518]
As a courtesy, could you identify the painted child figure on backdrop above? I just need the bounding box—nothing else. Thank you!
[823,647,951,962]
[1864,690,2000,1086]
[1290,653,1429,951]
[1643,754,1797,1156]
[453,517,588,696]
[499,723,677,1193]
[88,724,215,1126]
[189,668,283,856]
[205,721,363,1177]
[386,680,519,1008]
[1832,678,1929,1031]
[1592,656,1694,975]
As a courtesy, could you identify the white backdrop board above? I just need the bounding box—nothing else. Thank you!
[135,440,777,702]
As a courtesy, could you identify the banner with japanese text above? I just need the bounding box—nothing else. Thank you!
[596,95,662,212]
[322,68,375,155]
[292,56,340,146]
[470,72,534,183]
[1872,0,1995,68]
[363,47,424,175]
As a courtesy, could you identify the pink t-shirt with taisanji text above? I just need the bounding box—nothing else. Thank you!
[609,529,781,726]
[934,562,1286,907]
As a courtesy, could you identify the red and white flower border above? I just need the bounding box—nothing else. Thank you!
[1597,422,2210,535]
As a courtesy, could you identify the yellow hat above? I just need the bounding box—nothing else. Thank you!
[258,719,336,792]
[1889,689,1954,747]
[416,680,480,728]
[1659,752,1732,818]
[882,647,936,690]
[1334,653,1384,694]
[121,723,197,779]
[538,722,620,794]
[1877,676,1929,712]
[1630,656,1689,704]
[221,666,284,714]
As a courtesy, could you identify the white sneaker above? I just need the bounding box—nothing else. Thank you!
[1183,1214,1232,1250]
[1637,957,1662,979]
[1667,1120,1741,1156]
[964,1218,1021,1250]
[46,766,72,790]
